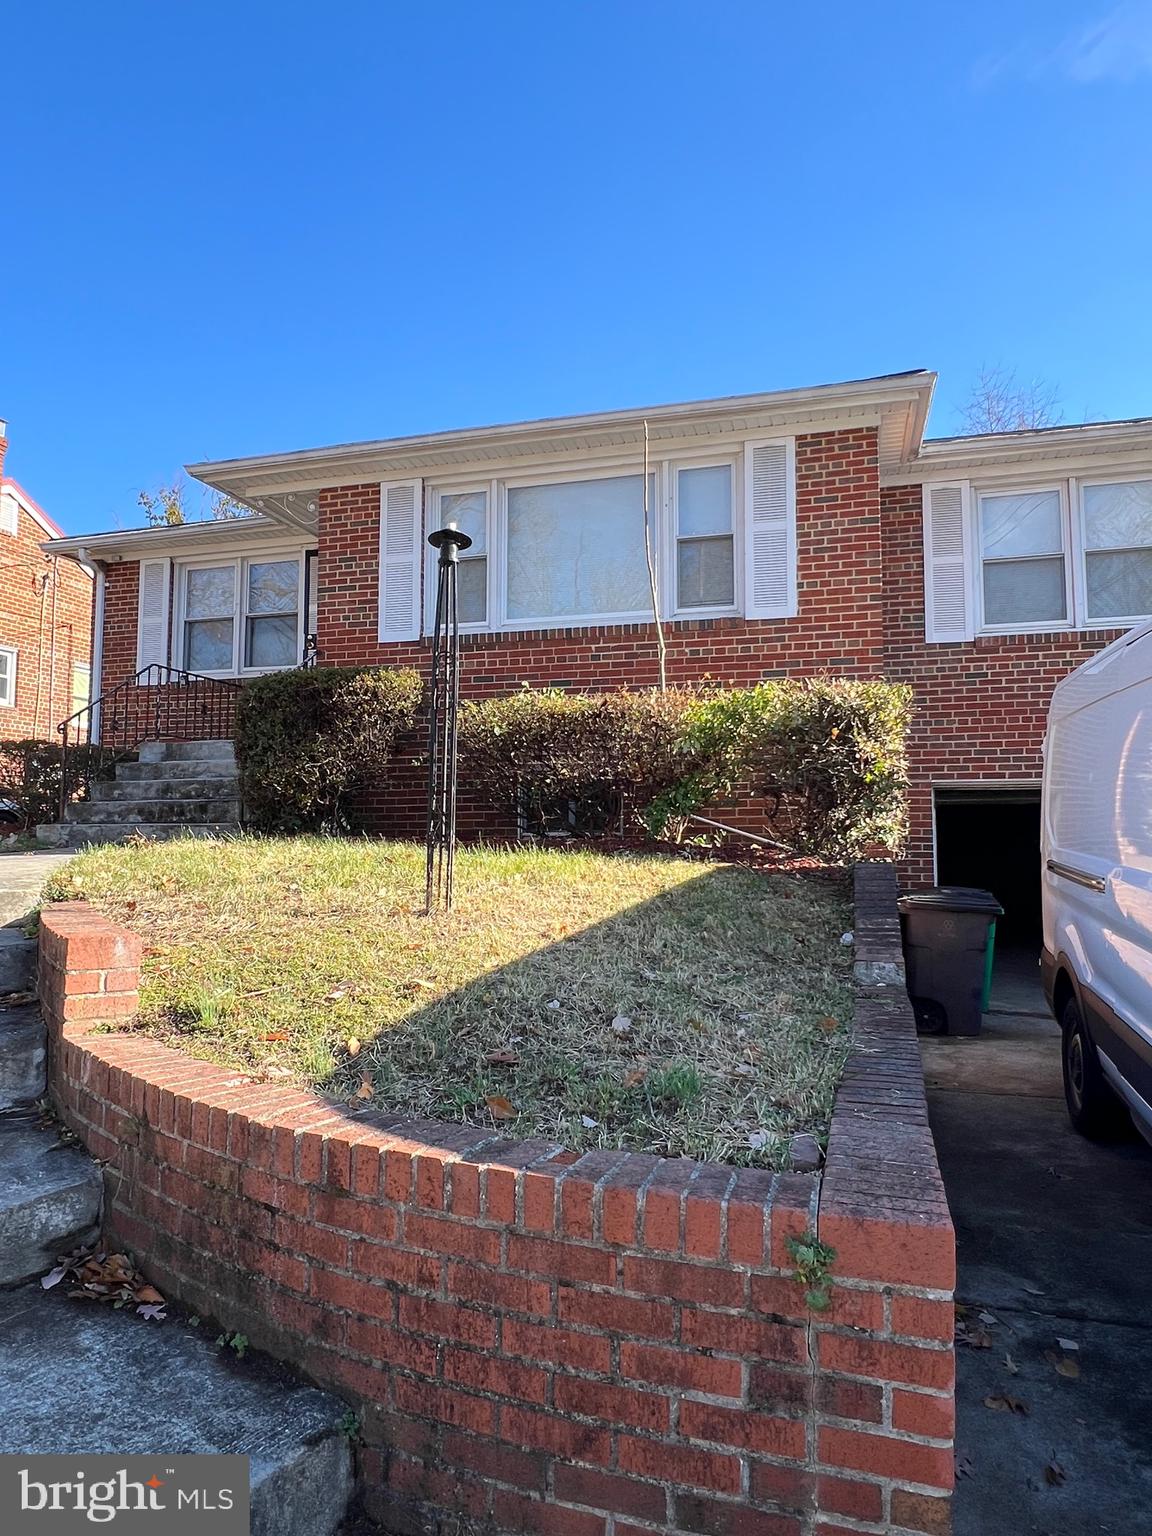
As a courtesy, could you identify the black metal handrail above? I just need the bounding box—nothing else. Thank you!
[57,665,243,821]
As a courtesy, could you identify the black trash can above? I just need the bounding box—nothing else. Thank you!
[897,886,1004,1036]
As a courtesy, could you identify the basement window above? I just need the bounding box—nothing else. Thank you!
[0,646,15,707]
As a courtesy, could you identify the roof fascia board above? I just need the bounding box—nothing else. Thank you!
[187,375,934,496]
[42,514,302,562]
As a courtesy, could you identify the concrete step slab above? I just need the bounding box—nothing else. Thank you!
[0,925,37,994]
[0,1110,102,1284]
[138,740,236,764]
[0,1283,352,1536]
[95,777,241,804]
[111,759,241,784]
[66,798,242,825]
[37,824,243,848]
[0,1006,46,1107]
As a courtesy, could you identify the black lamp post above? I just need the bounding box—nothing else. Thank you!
[424,525,472,914]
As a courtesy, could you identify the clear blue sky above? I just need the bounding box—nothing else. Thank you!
[4,0,1151,534]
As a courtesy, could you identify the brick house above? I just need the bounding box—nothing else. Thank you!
[0,421,94,739]
[42,371,1152,923]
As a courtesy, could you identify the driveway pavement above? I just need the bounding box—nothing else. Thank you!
[922,948,1152,1534]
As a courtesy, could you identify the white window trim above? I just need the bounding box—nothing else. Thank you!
[667,456,742,620]
[0,645,16,707]
[1075,470,1152,631]
[173,550,308,677]
[969,472,1152,636]
[422,447,755,636]
[974,482,1074,636]
[424,483,494,634]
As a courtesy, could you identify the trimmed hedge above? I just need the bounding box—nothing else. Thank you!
[459,679,911,860]
[0,738,120,828]
[234,667,422,832]
[457,688,706,836]
[645,678,912,858]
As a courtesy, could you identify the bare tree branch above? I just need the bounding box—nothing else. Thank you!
[959,364,1063,435]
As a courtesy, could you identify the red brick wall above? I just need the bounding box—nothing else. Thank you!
[879,483,1126,884]
[41,888,953,1536]
[0,446,94,739]
[100,560,145,698]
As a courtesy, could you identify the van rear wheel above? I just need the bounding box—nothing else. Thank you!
[1062,996,1126,1138]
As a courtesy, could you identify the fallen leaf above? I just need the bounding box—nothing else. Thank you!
[1045,1350,1080,1379]
[546,999,561,1011]
[136,1304,167,1321]
[611,1016,632,1036]
[260,1031,289,1042]
[1045,1461,1067,1487]
[346,1038,361,1058]
[580,1115,600,1129]
[134,1285,165,1305]
[978,1310,999,1326]
[955,1454,976,1479]
[1004,1353,1019,1375]
[485,1049,520,1066]
[955,1322,994,1349]
[324,986,350,1002]
[747,1130,770,1152]
[486,1095,518,1121]
[354,1075,374,1101]
[1056,1337,1080,1353]
[40,1265,68,1290]
[818,1016,839,1032]
[983,1393,1029,1415]
[623,1068,646,1088]
[411,979,435,992]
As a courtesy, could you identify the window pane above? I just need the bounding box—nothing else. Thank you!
[186,565,236,619]
[186,618,234,670]
[980,491,1062,559]
[506,475,651,621]
[1086,549,1152,619]
[983,557,1066,625]
[247,560,298,615]
[1083,480,1152,551]
[245,615,298,668]
[678,536,735,608]
[678,465,732,537]
[439,491,487,554]
[0,650,12,705]
[457,557,487,624]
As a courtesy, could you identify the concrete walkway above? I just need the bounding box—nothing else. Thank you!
[925,948,1152,1533]
[0,850,74,926]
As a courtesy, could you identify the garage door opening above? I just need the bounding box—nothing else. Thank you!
[933,786,1042,946]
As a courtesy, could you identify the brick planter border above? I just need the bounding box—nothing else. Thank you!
[39,863,953,1536]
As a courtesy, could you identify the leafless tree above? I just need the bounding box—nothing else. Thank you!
[137,477,252,526]
[958,365,1063,435]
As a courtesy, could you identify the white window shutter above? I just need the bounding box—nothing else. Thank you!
[377,479,423,642]
[0,490,17,536]
[923,482,973,643]
[743,438,797,619]
[135,557,172,672]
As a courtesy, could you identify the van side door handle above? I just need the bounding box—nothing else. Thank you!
[1046,859,1107,893]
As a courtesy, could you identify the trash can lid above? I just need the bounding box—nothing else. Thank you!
[897,885,1005,915]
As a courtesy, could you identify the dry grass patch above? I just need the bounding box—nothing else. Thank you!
[47,837,853,1168]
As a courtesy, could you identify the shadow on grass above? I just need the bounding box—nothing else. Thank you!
[309,860,851,1170]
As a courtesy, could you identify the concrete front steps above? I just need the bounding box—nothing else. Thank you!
[0,944,354,1535]
[39,739,243,848]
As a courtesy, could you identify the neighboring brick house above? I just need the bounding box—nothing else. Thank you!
[42,372,1152,920]
[0,421,94,740]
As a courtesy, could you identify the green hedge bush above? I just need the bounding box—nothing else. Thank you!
[644,678,912,858]
[457,688,706,835]
[0,738,120,828]
[234,667,422,832]
[459,679,911,860]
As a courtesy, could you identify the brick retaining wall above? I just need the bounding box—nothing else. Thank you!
[40,864,953,1535]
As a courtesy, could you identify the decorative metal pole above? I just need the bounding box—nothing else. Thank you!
[424,525,472,914]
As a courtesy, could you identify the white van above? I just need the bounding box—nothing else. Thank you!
[1042,619,1152,1142]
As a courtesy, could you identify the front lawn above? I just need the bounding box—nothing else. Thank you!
[46,839,853,1168]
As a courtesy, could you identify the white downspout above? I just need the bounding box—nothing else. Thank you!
[79,553,105,743]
